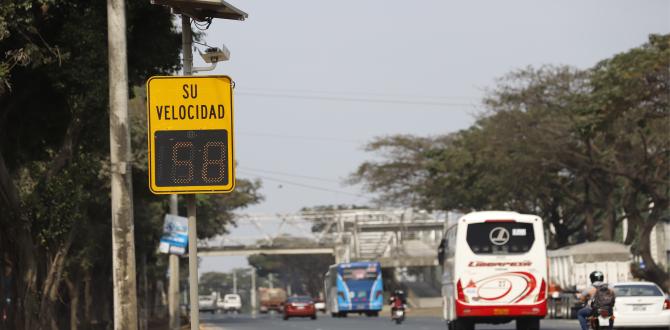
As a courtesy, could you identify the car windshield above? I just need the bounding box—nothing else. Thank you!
[287,296,312,303]
[613,284,663,297]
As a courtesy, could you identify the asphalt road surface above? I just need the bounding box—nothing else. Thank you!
[200,313,578,330]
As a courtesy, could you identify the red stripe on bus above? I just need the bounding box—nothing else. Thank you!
[511,272,536,303]
[455,300,547,317]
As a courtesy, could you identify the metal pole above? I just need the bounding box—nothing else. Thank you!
[168,195,179,330]
[107,0,138,328]
[268,273,274,289]
[182,15,193,75]
[353,216,360,259]
[180,16,198,330]
[233,270,237,294]
[187,195,198,330]
[250,268,256,317]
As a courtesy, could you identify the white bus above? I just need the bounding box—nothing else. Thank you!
[438,211,547,330]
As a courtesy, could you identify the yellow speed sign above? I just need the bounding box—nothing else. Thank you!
[146,75,235,194]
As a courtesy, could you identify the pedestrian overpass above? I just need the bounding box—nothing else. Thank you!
[198,209,461,267]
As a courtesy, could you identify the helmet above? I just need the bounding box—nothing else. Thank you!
[589,271,604,284]
[394,290,404,296]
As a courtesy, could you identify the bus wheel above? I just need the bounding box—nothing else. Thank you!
[516,317,540,330]
[450,319,474,330]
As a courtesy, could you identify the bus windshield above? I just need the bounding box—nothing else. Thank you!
[466,221,535,254]
[341,267,378,281]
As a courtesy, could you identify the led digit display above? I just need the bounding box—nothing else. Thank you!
[154,130,229,187]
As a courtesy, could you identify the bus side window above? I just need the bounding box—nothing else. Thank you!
[438,238,447,265]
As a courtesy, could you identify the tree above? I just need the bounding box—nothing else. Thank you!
[349,35,670,290]
[583,34,670,289]
[0,2,180,328]
[0,1,262,328]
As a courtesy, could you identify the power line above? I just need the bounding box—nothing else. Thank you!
[237,171,367,198]
[239,166,342,183]
[237,131,365,144]
[239,86,480,103]
[235,91,481,108]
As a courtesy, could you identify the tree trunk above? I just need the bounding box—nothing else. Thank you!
[600,209,614,241]
[547,202,566,248]
[636,218,670,292]
[15,229,38,330]
[65,277,79,330]
[583,180,596,241]
[83,269,91,325]
[38,229,75,330]
[0,152,37,330]
[140,253,148,330]
[622,191,640,245]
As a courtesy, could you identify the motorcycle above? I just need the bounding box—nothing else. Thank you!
[588,307,614,330]
[391,306,406,325]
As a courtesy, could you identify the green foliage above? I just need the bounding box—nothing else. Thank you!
[200,270,252,296]
[0,0,261,327]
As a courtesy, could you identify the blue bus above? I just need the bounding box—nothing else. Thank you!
[324,261,383,317]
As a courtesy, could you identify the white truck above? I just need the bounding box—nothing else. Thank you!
[217,293,242,313]
[546,241,633,318]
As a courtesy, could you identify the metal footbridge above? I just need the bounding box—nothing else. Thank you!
[198,209,461,267]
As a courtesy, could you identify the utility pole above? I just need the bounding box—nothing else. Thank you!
[233,270,237,294]
[269,273,274,289]
[168,195,179,330]
[107,0,138,328]
[250,268,256,317]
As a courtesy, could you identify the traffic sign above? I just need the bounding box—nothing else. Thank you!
[146,75,235,194]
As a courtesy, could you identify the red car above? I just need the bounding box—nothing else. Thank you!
[283,296,317,320]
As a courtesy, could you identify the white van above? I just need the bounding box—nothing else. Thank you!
[218,293,242,313]
[438,211,547,330]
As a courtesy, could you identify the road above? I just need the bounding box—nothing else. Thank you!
[200,313,578,330]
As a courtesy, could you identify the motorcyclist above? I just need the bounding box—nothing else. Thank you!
[389,289,406,317]
[577,271,615,330]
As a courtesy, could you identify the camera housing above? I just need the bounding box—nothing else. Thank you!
[199,45,230,63]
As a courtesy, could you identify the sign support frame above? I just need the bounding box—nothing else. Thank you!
[181,15,200,330]
[149,2,247,329]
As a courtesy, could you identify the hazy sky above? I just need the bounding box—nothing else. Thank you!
[192,0,670,273]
